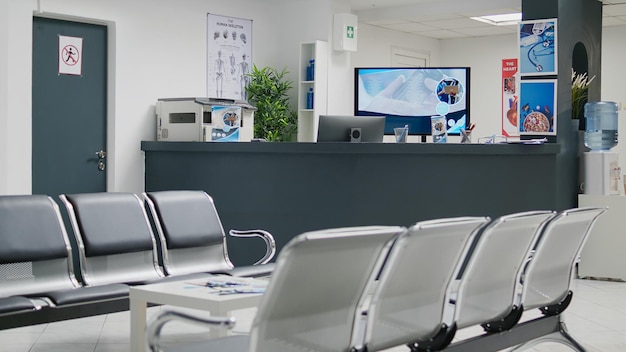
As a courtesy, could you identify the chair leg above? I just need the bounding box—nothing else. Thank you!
[508,317,587,352]
[407,322,457,352]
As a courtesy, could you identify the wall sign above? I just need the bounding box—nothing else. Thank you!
[58,35,83,76]
[502,58,519,137]
[519,79,557,136]
[518,19,557,76]
[207,14,253,101]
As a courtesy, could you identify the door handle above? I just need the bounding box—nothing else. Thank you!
[95,150,107,159]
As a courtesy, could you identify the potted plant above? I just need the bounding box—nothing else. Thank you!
[571,68,595,130]
[245,65,298,141]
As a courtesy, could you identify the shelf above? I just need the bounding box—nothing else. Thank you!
[297,41,328,142]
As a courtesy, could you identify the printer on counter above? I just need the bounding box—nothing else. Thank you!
[156,97,255,142]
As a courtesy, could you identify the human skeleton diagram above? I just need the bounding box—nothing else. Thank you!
[215,50,225,97]
[238,53,250,101]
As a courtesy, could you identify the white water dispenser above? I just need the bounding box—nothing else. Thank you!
[583,101,620,195]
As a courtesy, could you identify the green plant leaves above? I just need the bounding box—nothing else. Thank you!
[246,65,297,141]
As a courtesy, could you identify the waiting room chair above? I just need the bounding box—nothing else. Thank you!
[452,210,556,333]
[509,207,607,352]
[143,190,276,278]
[357,216,491,352]
[146,225,406,352]
[60,192,168,286]
[436,207,606,352]
[0,195,127,317]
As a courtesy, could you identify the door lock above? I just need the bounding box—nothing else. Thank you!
[95,150,106,171]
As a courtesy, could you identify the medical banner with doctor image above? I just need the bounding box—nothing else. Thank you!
[518,19,557,76]
[519,79,557,136]
[210,106,242,142]
[502,58,519,137]
[207,14,252,101]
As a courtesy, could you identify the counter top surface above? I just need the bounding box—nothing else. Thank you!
[141,141,561,156]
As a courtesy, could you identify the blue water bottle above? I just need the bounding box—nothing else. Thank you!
[306,88,314,109]
[308,59,315,81]
[584,101,619,150]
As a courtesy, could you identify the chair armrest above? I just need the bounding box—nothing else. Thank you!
[228,229,276,265]
[146,310,236,352]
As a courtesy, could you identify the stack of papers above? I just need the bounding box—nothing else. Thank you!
[504,138,548,145]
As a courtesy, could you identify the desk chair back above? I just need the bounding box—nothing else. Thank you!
[454,211,556,330]
[0,195,79,298]
[249,226,405,352]
[60,193,164,286]
[363,217,490,352]
[521,207,607,311]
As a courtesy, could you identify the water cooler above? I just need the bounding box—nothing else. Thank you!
[583,101,620,195]
[584,151,620,195]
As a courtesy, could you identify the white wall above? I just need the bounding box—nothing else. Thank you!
[0,0,33,195]
[349,23,441,142]
[349,24,626,150]
[439,34,518,140]
[2,0,625,195]
[601,25,626,172]
[0,0,327,195]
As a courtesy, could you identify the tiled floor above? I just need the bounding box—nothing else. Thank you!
[0,278,625,352]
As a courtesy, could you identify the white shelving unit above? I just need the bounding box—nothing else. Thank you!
[578,194,626,281]
[297,41,328,142]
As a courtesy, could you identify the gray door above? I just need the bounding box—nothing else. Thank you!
[32,17,107,197]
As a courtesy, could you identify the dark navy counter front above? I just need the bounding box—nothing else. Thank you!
[142,141,564,265]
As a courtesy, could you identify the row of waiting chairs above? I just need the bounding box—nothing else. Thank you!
[0,191,276,327]
[146,207,606,352]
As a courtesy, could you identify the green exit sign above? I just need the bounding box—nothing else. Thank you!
[346,26,355,39]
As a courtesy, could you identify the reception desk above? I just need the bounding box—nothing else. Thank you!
[142,141,565,265]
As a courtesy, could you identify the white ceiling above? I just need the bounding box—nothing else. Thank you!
[350,0,626,39]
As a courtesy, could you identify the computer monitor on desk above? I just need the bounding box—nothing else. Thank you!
[316,115,385,143]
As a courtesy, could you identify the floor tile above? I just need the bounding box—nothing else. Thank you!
[0,278,623,351]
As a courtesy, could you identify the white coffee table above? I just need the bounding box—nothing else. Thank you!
[130,275,268,352]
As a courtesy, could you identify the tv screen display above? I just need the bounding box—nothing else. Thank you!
[317,115,385,143]
[354,67,470,135]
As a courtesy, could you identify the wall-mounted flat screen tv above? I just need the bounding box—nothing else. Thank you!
[354,67,470,136]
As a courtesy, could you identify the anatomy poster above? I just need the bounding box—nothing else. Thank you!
[207,14,252,101]
[518,19,557,76]
[502,58,519,137]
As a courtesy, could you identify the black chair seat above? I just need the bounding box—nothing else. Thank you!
[42,284,129,306]
[0,296,37,315]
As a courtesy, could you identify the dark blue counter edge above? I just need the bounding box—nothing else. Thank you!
[141,141,561,156]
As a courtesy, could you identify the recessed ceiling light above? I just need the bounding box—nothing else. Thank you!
[471,12,522,26]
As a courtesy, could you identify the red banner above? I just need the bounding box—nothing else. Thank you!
[502,59,519,137]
